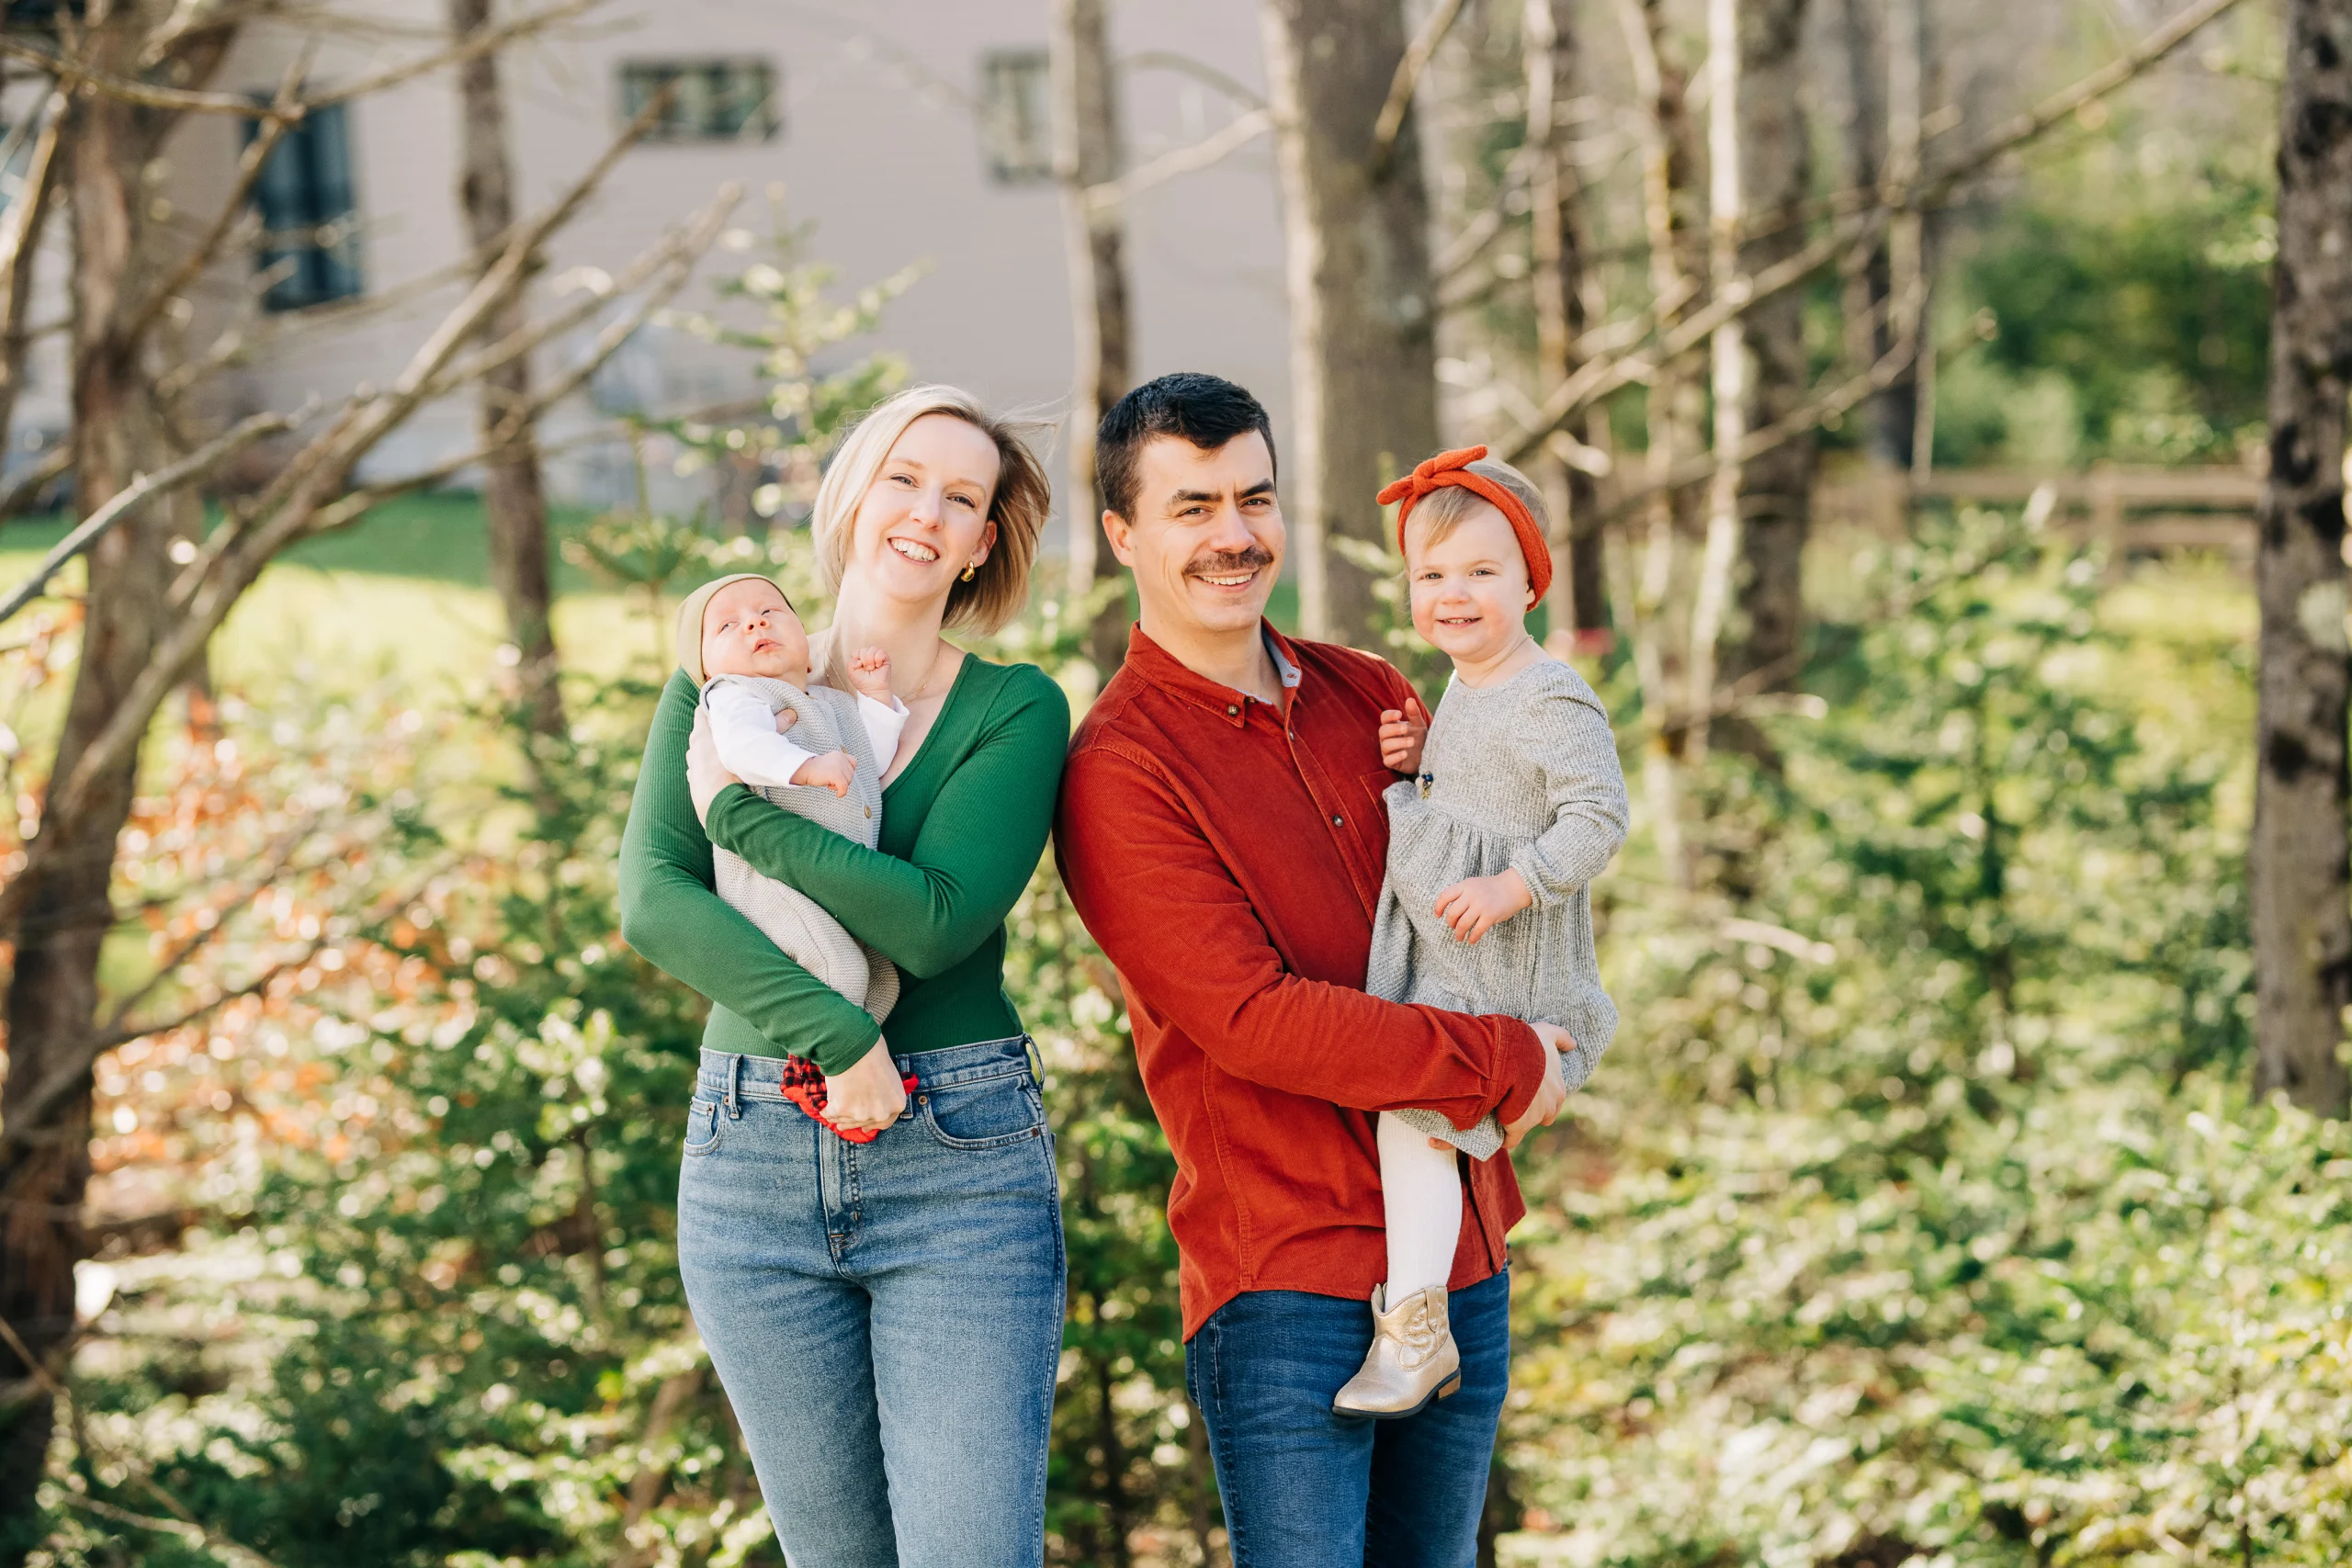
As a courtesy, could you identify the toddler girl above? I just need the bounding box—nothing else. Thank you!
[1335,446,1630,1418]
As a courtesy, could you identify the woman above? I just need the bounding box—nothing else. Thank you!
[617,386,1069,1566]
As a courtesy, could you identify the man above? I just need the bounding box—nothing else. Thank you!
[1055,372,1571,1565]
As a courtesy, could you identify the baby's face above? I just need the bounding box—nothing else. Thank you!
[700,578,810,684]
[1405,501,1534,667]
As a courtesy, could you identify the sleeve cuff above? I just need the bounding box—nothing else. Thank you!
[1506,846,1559,911]
[805,1013,886,1077]
[1487,1019,1549,1128]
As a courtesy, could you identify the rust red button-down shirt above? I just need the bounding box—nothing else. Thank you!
[1056,623,1549,1338]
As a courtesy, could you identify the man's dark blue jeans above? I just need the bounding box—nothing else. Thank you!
[1184,1269,1510,1567]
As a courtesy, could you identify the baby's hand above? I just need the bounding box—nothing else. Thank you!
[1432,869,1533,945]
[848,646,893,702]
[1379,697,1430,774]
[772,708,799,735]
[791,750,858,798]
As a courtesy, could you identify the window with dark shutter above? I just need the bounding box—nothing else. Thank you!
[617,59,780,142]
[978,51,1052,186]
[247,101,362,312]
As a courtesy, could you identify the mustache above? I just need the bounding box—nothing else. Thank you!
[1183,547,1275,577]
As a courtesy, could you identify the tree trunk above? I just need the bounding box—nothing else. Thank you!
[2251,0,2352,1119]
[451,0,563,741]
[1883,0,1928,476]
[0,43,176,1555]
[1727,0,1815,699]
[1261,0,1440,647]
[1830,0,1905,471]
[0,96,62,486]
[1685,0,1749,765]
[1525,0,1607,650]
[1051,0,1133,685]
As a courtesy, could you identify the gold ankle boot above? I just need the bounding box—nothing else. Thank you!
[1331,1284,1462,1419]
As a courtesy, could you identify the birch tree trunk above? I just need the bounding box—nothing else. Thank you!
[451,0,563,741]
[2251,0,2352,1118]
[1526,0,1607,649]
[0,18,187,1545]
[1261,0,1440,647]
[1052,0,1133,683]
[1727,0,1815,698]
[1685,0,1748,764]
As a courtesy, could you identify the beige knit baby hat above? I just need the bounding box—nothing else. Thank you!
[673,572,792,685]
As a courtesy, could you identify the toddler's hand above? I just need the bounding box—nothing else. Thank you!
[1378,697,1430,774]
[848,645,894,702]
[1432,868,1533,945]
[791,750,858,798]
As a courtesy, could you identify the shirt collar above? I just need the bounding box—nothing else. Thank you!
[1125,620,1304,728]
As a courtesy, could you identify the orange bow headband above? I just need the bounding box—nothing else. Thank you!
[1377,445,1553,603]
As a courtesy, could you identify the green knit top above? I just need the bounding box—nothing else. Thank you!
[618,655,1070,1074]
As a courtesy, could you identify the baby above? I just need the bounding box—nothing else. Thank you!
[674,571,909,1029]
[1335,446,1631,1420]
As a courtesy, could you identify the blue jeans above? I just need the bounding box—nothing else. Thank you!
[1185,1269,1511,1568]
[677,1038,1064,1567]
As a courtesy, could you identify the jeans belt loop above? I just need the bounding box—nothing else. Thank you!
[1023,1033,1044,1084]
[725,1053,744,1120]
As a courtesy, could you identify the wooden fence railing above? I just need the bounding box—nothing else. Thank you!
[1814,464,2265,556]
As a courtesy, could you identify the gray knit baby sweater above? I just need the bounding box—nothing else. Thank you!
[1367,658,1628,1157]
[700,673,899,1021]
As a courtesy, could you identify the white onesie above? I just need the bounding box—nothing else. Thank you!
[705,682,908,793]
[700,675,909,1020]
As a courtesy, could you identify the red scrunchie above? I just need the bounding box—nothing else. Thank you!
[1376,444,1553,604]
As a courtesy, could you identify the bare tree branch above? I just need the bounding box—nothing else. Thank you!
[1118,49,1266,110]
[1498,0,2249,463]
[1085,107,1272,212]
[38,182,736,871]
[0,407,307,626]
[1369,0,1468,176]
[1601,300,1994,524]
[127,49,311,344]
[0,0,600,120]
[0,448,72,529]
[302,0,603,108]
[0,37,273,118]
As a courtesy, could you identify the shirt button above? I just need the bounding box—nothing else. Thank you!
[1331,814,1344,826]
[1227,705,1240,716]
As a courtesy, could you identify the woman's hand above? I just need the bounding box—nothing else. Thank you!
[686,707,743,827]
[1432,868,1533,944]
[823,1038,909,1134]
[1378,697,1430,774]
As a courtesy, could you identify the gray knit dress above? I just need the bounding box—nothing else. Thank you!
[699,673,899,1021]
[1366,659,1629,1157]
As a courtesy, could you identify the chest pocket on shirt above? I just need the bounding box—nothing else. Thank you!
[1361,768,1404,824]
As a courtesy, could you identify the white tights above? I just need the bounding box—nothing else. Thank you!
[1375,1111,1463,1300]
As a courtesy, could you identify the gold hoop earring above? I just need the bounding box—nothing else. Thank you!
[961,562,978,582]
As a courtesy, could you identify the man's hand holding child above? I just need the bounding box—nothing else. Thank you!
[1378,697,1430,774]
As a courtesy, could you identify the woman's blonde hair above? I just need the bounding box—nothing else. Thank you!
[1402,457,1550,560]
[809,384,1050,636]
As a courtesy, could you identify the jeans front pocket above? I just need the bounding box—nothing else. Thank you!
[917,1068,1046,1151]
[682,1097,724,1156]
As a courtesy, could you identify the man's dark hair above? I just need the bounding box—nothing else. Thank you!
[1095,373,1276,521]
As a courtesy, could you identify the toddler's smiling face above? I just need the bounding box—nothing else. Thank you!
[700,578,810,684]
[1405,500,1535,667]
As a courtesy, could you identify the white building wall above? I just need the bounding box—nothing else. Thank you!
[209,0,1290,534]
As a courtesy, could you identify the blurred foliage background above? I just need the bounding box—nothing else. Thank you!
[6,0,2346,1564]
